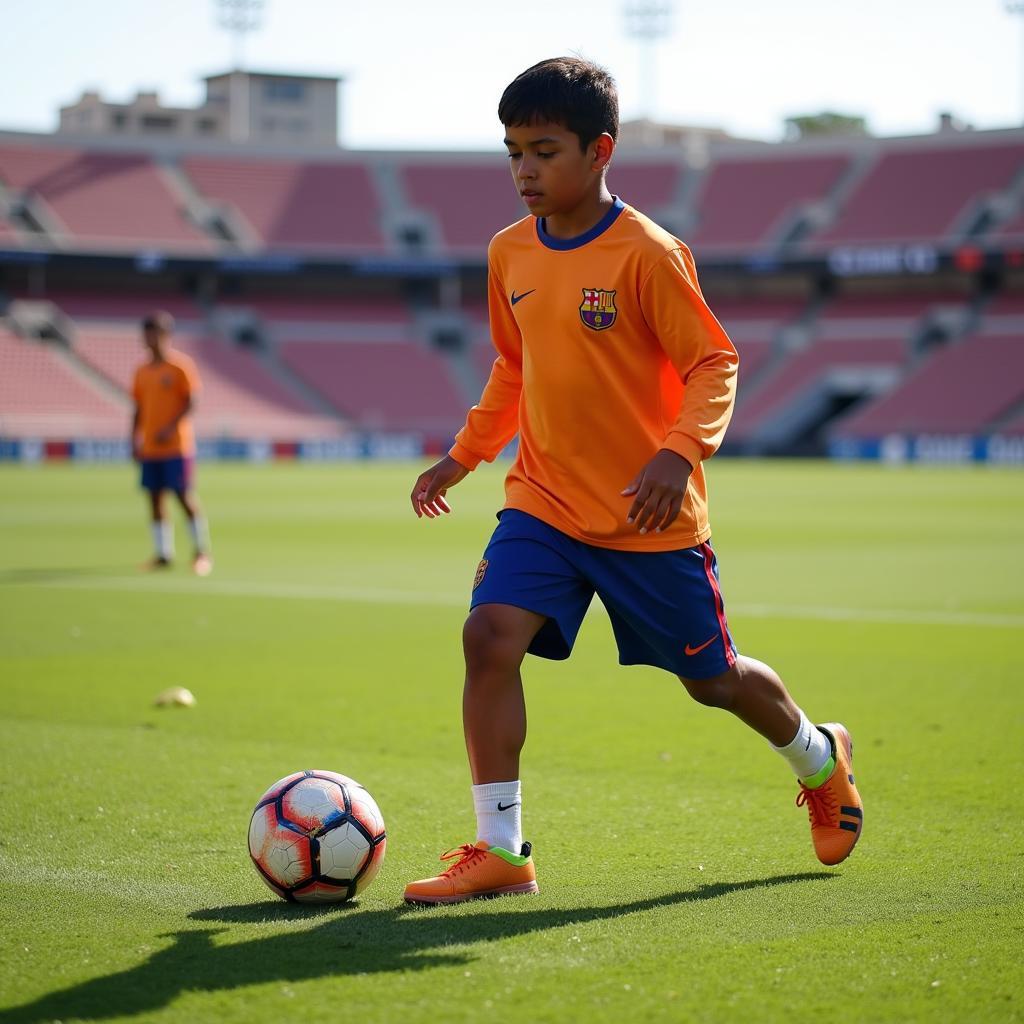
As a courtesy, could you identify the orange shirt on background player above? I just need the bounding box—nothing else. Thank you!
[450,200,739,552]
[132,350,200,460]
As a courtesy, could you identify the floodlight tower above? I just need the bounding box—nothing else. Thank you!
[624,1,674,121]
[216,0,265,70]
[1008,2,1024,124]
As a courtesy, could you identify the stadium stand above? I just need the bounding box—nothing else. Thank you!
[687,153,851,251]
[180,156,387,252]
[832,317,1024,438]
[400,162,523,252]
[280,339,466,434]
[42,290,203,322]
[0,143,213,251]
[609,161,681,214]
[236,294,412,325]
[808,140,1024,246]
[72,323,341,440]
[2,125,1023,460]
[0,327,126,438]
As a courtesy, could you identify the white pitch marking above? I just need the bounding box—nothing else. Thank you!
[24,576,1024,628]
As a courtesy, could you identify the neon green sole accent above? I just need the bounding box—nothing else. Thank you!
[801,755,836,790]
[488,845,532,867]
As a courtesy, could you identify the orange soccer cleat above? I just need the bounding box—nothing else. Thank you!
[796,722,863,866]
[403,841,539,905]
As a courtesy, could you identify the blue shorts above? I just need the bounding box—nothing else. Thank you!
[470,510,738,680]
[140,456,193,494]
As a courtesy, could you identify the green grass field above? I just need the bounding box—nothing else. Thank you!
[0,460,1022,1023]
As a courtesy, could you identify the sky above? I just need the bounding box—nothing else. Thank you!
[0,0,1021,150]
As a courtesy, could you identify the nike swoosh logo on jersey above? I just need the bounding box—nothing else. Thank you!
[510,289,536,306]
[684,635,717,656]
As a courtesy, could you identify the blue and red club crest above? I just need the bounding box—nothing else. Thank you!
[579,288,617,331]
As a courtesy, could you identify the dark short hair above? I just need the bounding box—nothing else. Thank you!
[142,310,175,334]
[498,57,619,149]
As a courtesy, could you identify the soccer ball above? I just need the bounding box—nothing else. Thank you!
[248,769,386,903]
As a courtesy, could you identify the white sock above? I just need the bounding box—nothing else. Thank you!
[188,516,210,554]
[772,710,832,782]
[152,521,173,560]
[472,780,522,854]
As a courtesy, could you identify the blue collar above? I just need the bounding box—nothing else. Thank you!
[536,196,625,251]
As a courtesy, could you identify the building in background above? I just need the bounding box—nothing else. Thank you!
[58,70,341,148]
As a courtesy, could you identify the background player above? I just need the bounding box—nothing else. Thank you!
[131,311,212,576]
[403,57,863,905]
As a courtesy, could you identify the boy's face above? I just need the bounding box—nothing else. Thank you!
[503,121,609,219]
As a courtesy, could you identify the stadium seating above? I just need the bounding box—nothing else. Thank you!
[0,328,126,437]
[810,141,1024,246]
[688,154,850,250]
[0,143,213,251]
[280,339,466,434]
[400,162,523,251]
[237,294,412,325]
[43,291,203,322]
[832,331,1024,437]
[728,337,908,445]
[181,156,387,252]
[73,324,342,440]
[608,162,681,213]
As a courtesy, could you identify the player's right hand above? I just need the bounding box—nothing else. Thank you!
[411,455,469,519]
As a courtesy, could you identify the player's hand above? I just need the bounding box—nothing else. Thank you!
[621,450,693,534]
[411,455,469,519]
[131,442,141,463]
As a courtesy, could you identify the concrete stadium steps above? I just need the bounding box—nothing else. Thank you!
[728,337,909,448]
[832,329,1024,438]
[180,156,388,253]
[0,143,214,252]
[687,153,851,252]
[807,140,1024,246]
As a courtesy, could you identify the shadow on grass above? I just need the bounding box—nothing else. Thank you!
[0,872,833,1022]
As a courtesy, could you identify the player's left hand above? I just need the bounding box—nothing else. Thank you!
[621,450,693,534]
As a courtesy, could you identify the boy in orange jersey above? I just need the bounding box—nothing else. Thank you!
[403,58,862,905]
[131,311,212,576]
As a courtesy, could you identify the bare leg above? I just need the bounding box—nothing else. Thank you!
[462,603,547,784]
[678,655,801,747]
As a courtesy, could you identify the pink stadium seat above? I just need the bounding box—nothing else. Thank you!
[401,163,523,251]
[729,337,908,440]
[0,144,212,251]
[45,291,202,322]
[240,295,411,324]
[280,339,465,433]
[181,157,386,251]
[609,163,680,212]
[812,142,1024,245]
[73,325,341,440]
[833,332,1024,436]
[689,154,850,249]
[0,329,125,437]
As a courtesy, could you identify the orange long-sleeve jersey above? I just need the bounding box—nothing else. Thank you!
[132,350,200,460]
[450,199,738,551]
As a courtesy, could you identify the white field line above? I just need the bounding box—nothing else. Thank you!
[23,575,1024,629]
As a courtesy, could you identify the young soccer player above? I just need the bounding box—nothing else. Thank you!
[131,311,212,576]
[404,58,862,905]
